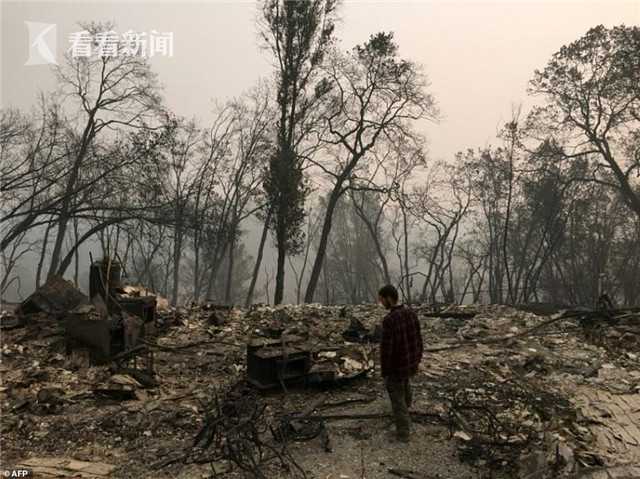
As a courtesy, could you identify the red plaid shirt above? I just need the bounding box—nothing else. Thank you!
[380,305,423,378]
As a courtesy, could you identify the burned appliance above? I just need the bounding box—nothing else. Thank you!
[64,258,156,370]
[247,337,312,389]
[65,312,121,364]
[89,258,156,331]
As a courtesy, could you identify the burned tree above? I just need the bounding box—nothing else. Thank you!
[527,25,640,219]
[1,100,66,256]
[413,163,472,304]
[304,32,438,303]
[44,22,161,278]
[260,0,339,304]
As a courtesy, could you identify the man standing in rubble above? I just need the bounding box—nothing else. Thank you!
[378,284,423,442]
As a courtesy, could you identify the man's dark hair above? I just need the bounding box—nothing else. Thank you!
[378,284,399,302]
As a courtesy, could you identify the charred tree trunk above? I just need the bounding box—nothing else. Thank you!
[245,209,271,307]
[401,202,411,303]
[304,187,342,303]
[274,225,286,305]
[224,235,235,304]
[47,112,96,278]
[36,220,54,288]
[171,213,184,306]
[73,218,80,287]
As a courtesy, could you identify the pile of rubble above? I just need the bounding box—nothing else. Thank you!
[1,274,639,478]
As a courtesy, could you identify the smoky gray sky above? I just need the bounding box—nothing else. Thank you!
[1,0,638,302]
[2,0,638,163]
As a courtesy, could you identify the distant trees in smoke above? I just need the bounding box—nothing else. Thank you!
[1,11,639,307]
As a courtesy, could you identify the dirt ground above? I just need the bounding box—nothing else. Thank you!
[287,386,477,479]
[135,381,478,479]
[1,301,639,478]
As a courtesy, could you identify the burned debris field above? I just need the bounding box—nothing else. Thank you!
[1,273,640,478]
[2,1,640,478]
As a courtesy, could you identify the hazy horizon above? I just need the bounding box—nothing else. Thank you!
[1,0,638,302]
[3,0,638,164]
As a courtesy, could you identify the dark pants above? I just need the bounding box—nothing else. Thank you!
[385,376,412,438]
